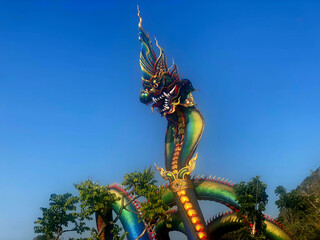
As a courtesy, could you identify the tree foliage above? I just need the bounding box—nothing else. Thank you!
[122,167,172,234]
[74,180,120,220]
[218,176,268,240]
[233,176,268,238]
[275,169,320,240]
[34,193,88,240]
[32,167,171,240]
[74,179,126,240]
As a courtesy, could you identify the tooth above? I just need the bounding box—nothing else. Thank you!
[163,92,169,98]
[170,86,176,94]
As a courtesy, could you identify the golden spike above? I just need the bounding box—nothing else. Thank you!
[154,36,168,72]
[154,163,175,181]
[154,37,160,50]
[169,58,175,71]
[187,152,198,173]
[154,163,166,179]
[177,153,198,179]
[137,5,142,28]
[137,5,152,43]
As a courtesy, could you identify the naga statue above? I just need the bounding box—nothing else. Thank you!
[96,10,293,240]
[138,8,207,240]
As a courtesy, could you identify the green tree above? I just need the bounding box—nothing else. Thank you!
[275,184,320,240]
[122,167,172,239]
[74,167,171,240]
[34,193,88,240]
[233,176,268,239]
[74,180,123,240]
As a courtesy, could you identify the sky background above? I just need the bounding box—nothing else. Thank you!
[1,0,320,239]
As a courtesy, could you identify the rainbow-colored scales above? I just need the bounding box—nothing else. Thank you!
[95,8,293,240]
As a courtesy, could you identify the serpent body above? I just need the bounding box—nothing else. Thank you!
[95,10,293,240]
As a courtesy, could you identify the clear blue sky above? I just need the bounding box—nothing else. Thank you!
[0,1,319,239]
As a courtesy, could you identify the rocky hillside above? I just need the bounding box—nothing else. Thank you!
[297,167,320,201]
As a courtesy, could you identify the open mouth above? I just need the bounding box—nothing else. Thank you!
[151,85,178,114]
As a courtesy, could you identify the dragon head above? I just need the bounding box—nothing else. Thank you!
[138,9,196,116]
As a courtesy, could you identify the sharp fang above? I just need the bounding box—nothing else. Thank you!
[170,85,176,94]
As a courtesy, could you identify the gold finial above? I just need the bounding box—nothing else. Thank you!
[154,36,168,73]
[155,163,165,178]
[137,5,142,28]
[154,36,162,51]
[155,163,175,182]
[169,58,175,71]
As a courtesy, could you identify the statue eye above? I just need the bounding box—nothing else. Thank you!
[153,83,159,88]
